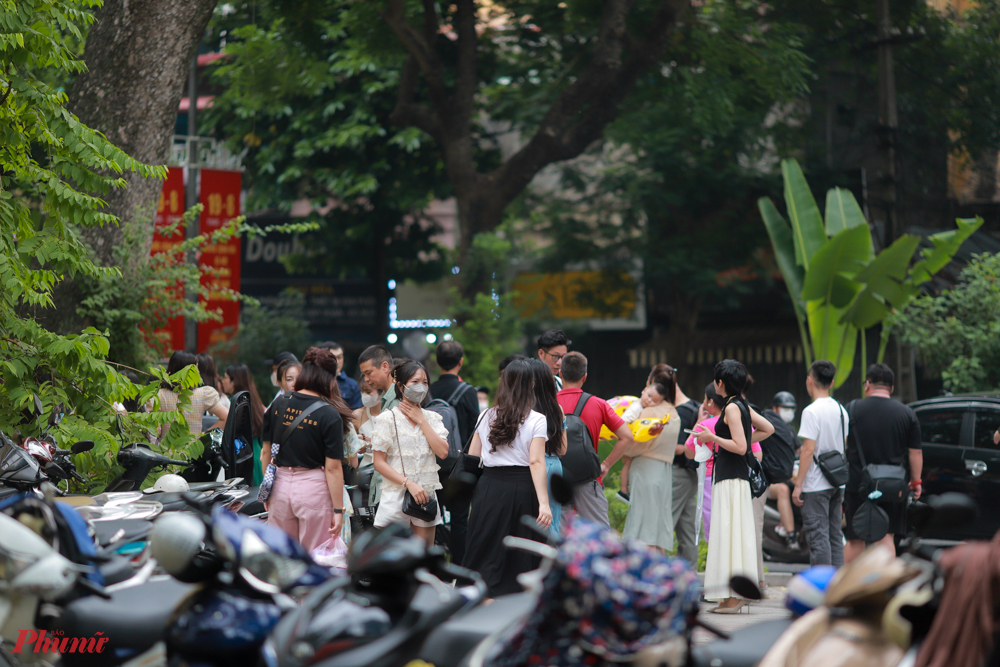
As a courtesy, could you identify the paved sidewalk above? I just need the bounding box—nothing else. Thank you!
[692,575,792,645]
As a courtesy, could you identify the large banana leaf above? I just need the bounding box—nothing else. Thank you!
[760,196,814,364]
[801,224,871,308]
[840,236,921,330]
[908,217,983,285]
[825,188,869,241]
[781,159,826,270]
[808,299,858,388]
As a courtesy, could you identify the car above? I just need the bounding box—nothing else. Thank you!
[909,395,1000,542]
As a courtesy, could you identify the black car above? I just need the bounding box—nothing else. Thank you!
[910,395,1000,542]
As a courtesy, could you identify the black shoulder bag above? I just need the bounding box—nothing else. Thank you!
[850,401,908,501]
[732,398,768,498]
[812,401,850,487]
[390,410,439,523]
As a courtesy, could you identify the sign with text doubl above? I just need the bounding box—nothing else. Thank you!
[148,166,186,352]
[197,169,242,352]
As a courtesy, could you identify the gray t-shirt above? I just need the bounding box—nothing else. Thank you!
[798,396,848,492]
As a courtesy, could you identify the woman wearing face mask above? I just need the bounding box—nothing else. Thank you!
[353,375,381,466]
[370,359,451,546]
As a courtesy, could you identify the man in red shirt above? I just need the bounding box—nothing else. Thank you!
[557,351,635,527]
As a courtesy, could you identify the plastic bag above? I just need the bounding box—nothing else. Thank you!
[310,536,348,573]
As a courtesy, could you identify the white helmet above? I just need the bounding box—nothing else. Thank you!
[151,474,190,493]
[150,512,205,577]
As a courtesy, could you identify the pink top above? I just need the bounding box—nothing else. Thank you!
[685,416,760,476]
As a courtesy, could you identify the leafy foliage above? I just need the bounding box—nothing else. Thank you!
[893,253,1000,394]
[0,0,209,490]
[760,159,982,387]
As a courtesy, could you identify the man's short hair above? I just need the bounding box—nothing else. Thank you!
[317,340,342,352]
[499,354,527,373]
[866,363,895,388]
[436,340,464,371]
[560,351,588,383]
[359,345,392,369]
[537,329,571,351]
[809,360,837,389]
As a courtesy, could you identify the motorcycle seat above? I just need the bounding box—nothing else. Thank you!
[91,518,153,547]
[99,555,141,586]
[54,577,194,667]
[418,592,536,665]
[691,618,794,667]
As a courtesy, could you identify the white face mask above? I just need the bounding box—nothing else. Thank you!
[403,384,429,404]
[270,371,279,388]
[778,407,796,424]
[478,401,489,413]
[361,393,379,408]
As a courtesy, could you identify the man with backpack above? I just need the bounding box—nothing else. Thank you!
[556,352,635,527]
[429,340,478,565]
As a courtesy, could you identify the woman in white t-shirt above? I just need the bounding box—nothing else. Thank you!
[464,359,552,597]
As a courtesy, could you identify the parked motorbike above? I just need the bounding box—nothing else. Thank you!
[758,493,980,667]
[762,480,810,564]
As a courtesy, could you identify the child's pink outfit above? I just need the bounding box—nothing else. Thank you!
[685,416,760,543]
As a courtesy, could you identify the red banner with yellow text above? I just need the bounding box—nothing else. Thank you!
[197,169,242,352]
[148,166,186,352]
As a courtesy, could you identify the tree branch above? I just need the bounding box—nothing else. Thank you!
[390,55,445,142]
[453,0,478,126]
[380,0,452,125]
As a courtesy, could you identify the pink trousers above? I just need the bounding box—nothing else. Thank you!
[267,467,333,553]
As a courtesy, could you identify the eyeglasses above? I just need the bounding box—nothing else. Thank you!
[542,350,565,362]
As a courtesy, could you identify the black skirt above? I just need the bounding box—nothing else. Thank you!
[465,465,541,597]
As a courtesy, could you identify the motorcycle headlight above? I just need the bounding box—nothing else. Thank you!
[239,529,307,594]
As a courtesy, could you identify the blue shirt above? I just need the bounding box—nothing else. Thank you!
[337,372,363,409]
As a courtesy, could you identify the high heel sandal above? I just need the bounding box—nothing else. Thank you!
[710,600,748,614]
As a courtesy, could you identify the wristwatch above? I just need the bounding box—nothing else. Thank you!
[333,508,345,514]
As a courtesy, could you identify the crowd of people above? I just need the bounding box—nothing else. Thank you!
[143,332,924,611]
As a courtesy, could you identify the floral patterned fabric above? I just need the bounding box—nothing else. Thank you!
[489,516,701,666]
[370,407,447,493]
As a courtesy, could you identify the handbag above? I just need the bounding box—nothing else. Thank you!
[813,402,850,488]
[731,398,768,498]
[257,397,328,503]
[851,499,890,543]
[391,411,439,523]
[450,411,488,480]
[849,402,909,502]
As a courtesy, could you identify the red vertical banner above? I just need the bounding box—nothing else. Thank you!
[198,169,242,352]
[148,166,186,352]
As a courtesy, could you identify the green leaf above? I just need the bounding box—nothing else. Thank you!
[759,196,805,313]
[807,299,858,388]
[801,224,871,307]
[824,188,868,240]
[908,217,984,285]
[781,159,827,270]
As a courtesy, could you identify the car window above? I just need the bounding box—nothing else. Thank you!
[973,409,1000,449]
[916,408,964,446]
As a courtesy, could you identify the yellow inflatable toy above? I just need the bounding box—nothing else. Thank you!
[598,396,639,440]
[597,395,669,442]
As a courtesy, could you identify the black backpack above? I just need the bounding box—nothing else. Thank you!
[561,393,602,485]
[759,410,799,484]
[424,399,463,469]
[674,400,700,470]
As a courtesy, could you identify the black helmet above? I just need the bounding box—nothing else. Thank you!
[772,391,797,409]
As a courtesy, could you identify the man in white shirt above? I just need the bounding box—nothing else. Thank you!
[792,360,848,567]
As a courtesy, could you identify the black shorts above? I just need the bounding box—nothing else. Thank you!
[844,491,907,541]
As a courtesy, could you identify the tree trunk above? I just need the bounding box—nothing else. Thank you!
[665,291,704,394]
[67,0,217,267]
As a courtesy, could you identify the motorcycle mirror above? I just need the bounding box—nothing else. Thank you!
[33,395,44,419]
[550,473,573,505]
[71,440,95,455]
[927,493,978,531]
[729,575,762,601]
[443,472,477,505]
[115,414,125,437]
[49,402,65,427]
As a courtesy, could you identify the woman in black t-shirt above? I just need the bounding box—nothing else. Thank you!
[261,348,355,552]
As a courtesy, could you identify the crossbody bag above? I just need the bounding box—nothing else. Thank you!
[849,401,908,501]
[257,397,328,503]
[812,401,850,487]
[390,410,439,523]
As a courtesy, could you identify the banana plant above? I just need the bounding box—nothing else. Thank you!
[760,158,982,389]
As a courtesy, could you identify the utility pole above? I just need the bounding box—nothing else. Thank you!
[184,55,200,354]
[876,0,899,246]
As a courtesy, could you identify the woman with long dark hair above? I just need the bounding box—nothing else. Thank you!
[370,359,451,546]
[694,359,773,613]
[197,354,230,409]
[526,359,566,537]
[150,350,229,436]
[260,347,355,551]
[222,363,266,485]
[465,359,552,596]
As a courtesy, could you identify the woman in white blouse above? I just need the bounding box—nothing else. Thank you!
[464,359,552,596]
[370,359,451,546]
